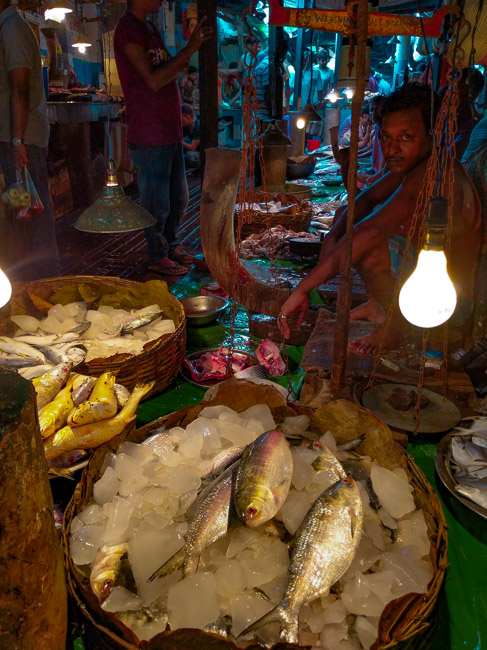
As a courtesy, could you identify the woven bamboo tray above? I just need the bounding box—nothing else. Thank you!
[0,276,186,399]
[236,207,312,240]
[63,382,448,649]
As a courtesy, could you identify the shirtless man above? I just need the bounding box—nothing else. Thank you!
[277,83,480,354]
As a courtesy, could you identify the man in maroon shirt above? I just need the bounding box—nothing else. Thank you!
[114,0,210,274]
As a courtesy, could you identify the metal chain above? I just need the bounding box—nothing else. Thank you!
[413,328,429,434]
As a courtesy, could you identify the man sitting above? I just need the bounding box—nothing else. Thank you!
[338,104,373,149]
[278,84,480,354]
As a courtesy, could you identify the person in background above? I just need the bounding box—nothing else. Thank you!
[181,103,200,170]
[0,0,58,280]
[315,49,332,95]
[357,94,387,186]
[238,37,261,85]
[114,0,211,275]
[374,71,392,95]
[180,65,198,105]
[220,61,241,106]
[366,67,379,92]
[338,104,372,148]
[300,49,323,107]
[448,66,484,160]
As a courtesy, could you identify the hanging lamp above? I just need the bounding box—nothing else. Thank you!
[295,102,322,129]
[399,197,457,328]
[72,32,92,54]
[75,160,156,233]
[44,0,72,23]
[261,121,292,146]
[0,267,11,308]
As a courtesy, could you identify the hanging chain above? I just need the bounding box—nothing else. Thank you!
[413,328,430,434]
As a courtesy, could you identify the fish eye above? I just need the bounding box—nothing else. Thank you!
[247,506,258,518]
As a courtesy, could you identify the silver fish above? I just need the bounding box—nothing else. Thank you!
[234,430,293,527]
[201,445,245,480]
[203,615,232,638]
[72,377,96,406]
[18,364,54,380]
[455,482,487,509]
[0,336,46,364]
[120,309,164,334]
[239,477,363,644]
[0,354,43,369]
[149,462,239,581]
[114,383,131,409]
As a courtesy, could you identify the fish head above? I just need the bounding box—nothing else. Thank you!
[235,483,277,527]
[93,576,114,602]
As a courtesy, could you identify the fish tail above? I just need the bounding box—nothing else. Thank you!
[147,547,185,582]
[238,603,296,641]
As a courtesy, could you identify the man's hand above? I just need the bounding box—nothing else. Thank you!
[277,290,310,338]
[187,17,212,54]
[13,144,28,170]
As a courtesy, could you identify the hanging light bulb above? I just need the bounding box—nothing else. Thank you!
[399,198,457,328]
[344,87,354,100]
[295,102,322,131]
[296,117,306,129]
[0,267,11,308]
[75,160,156,233]
[72,32,92,54]
[44,0,73,22]
[327,90,339,103]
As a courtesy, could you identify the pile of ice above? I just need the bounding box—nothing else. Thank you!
[70,404,434,648]
[11,303,176,361]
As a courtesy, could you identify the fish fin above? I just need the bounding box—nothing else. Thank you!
[350,509,361,539]
[182,554,200,578]
[147,547,185,582]
[237,605,280,639]
[47,467,77,481]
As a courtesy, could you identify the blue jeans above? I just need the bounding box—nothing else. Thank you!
[129,142,189,263]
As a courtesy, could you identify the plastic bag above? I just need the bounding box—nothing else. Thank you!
[2,168,44,221]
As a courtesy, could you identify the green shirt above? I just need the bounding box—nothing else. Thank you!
[0,6,49,147]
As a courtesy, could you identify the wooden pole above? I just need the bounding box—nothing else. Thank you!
[197,0,218,171]
[330,0,368,392]
[0,370,67,647]
[269,25,284,120]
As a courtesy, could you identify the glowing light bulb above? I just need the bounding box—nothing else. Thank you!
[327,91,339,103]
[296,117,306,129]
[345,88,354,100]
[44,7,71,21]
[77,45,86,53]
[0,267,12,308]
[399,249,457,328]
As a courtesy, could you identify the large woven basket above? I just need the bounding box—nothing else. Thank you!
[236,190,312,240]
[62,382,448,649]
[0,276,186,399]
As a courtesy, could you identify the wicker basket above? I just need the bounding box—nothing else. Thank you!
[236,189,312,240]
[0,276,186,399]
[63,383,448,649]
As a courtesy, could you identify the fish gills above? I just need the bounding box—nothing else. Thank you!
[239,477,363,644]
[234,430,293,527]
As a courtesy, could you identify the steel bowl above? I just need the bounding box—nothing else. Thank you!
[286,162,316,180]
[180,295,229,326]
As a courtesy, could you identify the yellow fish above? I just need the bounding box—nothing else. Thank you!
[43,381,154,459]
[34,362,72,410]
[67,372,118,427]
[38,375,76,439]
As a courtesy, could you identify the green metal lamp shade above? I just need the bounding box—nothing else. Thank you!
[75,161,156,233]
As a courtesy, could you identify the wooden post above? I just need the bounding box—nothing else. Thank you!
[197,0,219,171]
[330,0,368,392]
[269,25,284,120]
[0,370,67,647]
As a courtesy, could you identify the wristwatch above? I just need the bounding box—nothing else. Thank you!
[12,138,23,147]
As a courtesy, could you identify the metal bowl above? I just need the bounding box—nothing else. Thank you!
[286,162,316,180]
[180,295,229,326]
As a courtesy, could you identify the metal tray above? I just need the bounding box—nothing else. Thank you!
[435,432,487,520]
[361,383,461,433]
[180,348,257,389]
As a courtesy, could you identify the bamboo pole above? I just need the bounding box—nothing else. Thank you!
[330,0,369,392]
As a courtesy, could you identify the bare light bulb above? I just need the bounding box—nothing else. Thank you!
[0,267,12,308]
[296,117,306,130]
[399,249,457,328]
[345,88,354,100]
[327,90,339,103]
